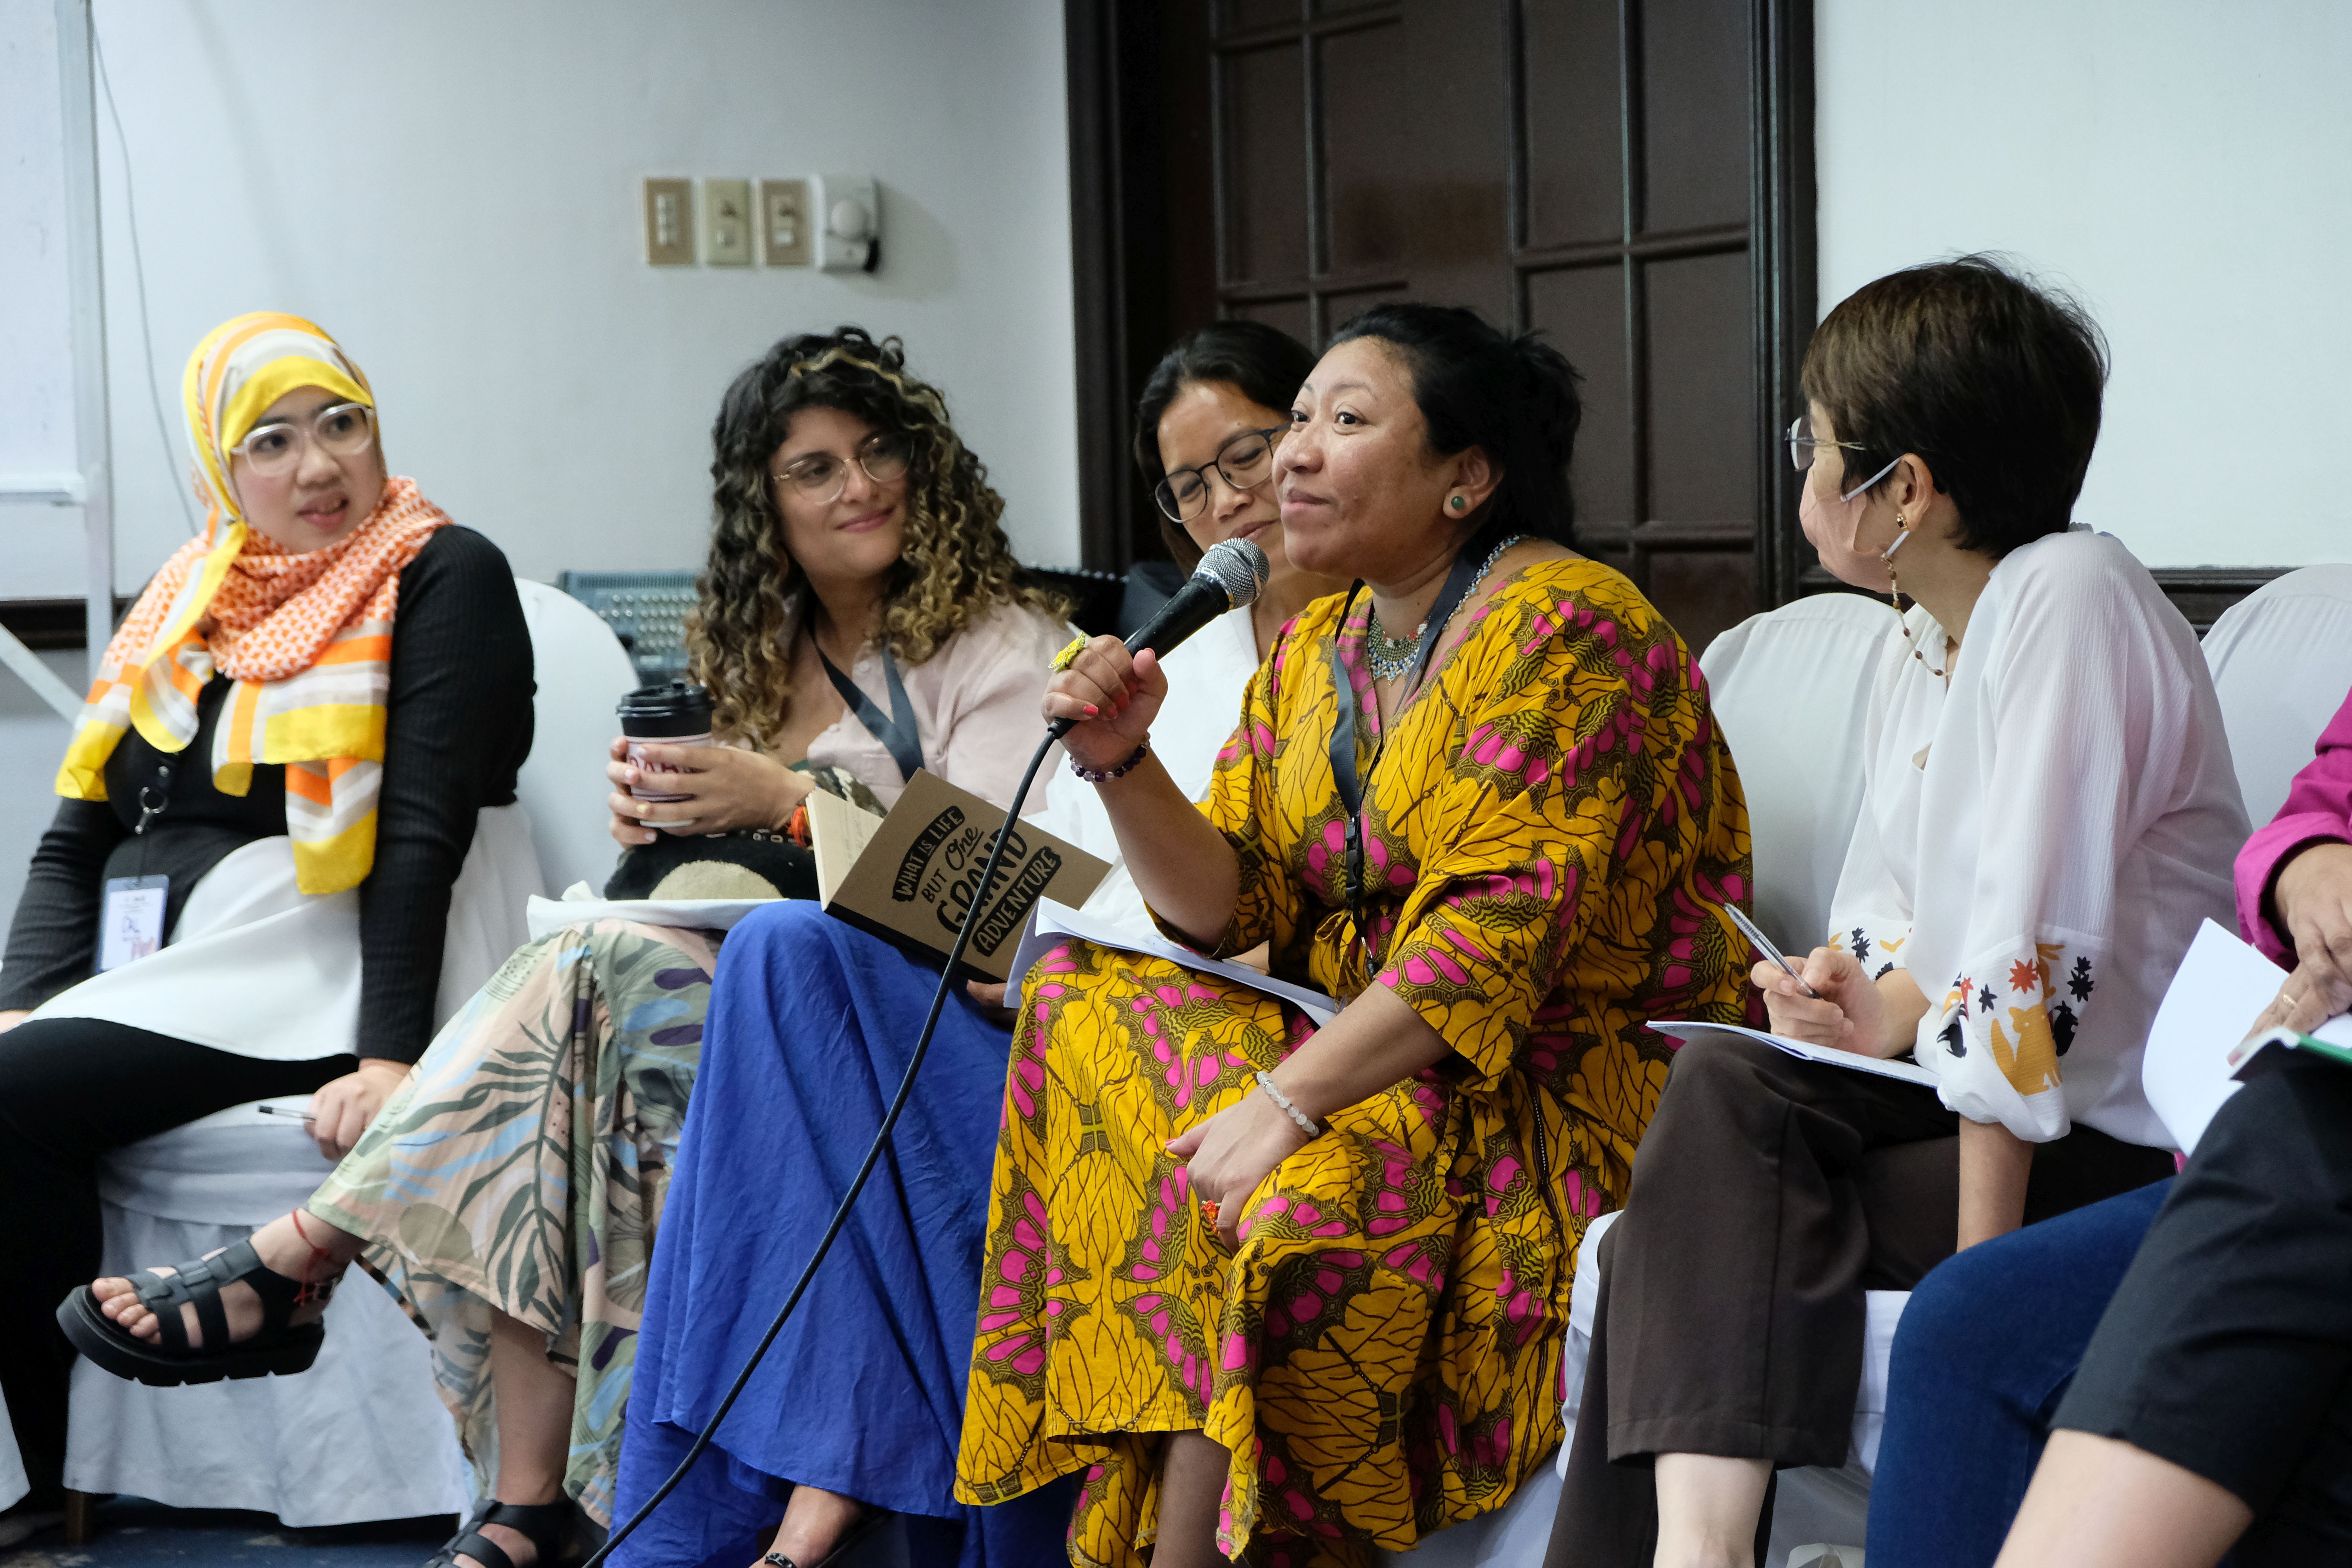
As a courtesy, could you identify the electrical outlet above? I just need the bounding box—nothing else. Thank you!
[643,177,693,265]
[760,178,812,267]
[704,178,753,267]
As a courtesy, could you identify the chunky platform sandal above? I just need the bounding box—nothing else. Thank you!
[426,1500,581,1568]
[762,1506,890,1568]
[55,1236,325,1387]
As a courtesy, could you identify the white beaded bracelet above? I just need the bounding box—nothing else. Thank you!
[1256,1071,1321,1138]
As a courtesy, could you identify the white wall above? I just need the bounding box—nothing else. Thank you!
[1817,0,2352,567]
[0,0,1075,940]
[0,0,89,597]
[1,0,1080,601]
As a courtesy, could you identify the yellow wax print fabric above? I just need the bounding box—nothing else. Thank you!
[955,559,1755,1566]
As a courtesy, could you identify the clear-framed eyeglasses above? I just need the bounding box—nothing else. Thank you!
[230,402,375,478]
[1154,425,1286,524]
[771,431,913,506]
[1788,415,1902,502]
[1784,414,1874,473]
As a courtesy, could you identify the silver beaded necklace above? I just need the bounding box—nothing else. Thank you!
[1363,533,1528,682]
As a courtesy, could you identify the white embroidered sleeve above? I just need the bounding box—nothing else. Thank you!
[1921,548,2186,1142]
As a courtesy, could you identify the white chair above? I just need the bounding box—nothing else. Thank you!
[1699,594,1898,953]
[2200,565,2352,828]
[61,579,634,1533]
[0,1385,26,1515]
[513,577,644,898]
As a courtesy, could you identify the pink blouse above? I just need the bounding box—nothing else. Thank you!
[806,599,1074,817]
[2237,684,2352,963]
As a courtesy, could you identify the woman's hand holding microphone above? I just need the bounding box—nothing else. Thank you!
[1044,635,1165,773]
[604,736,814,847]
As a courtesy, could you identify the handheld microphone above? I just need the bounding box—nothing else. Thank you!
[588,544,1266,1567]
[1047,536,1270,739]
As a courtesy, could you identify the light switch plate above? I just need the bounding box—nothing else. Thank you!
[759,178,811,267]
[642,177,693,265]
[703,178,753,267]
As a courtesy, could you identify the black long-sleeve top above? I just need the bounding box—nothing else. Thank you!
[0,525,534,1063]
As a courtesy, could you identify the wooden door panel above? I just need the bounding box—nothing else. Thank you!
[1073,0,1812,642]
[1523,0,1626,250]
[1224,43,1312,285]
[1646,249,1753,523]
[1225,0,1301,32]
[1231,296,1315,345]
[1397,0,1512,323]
[1641,0,1751,232]
[1321,22,1411,273]
[1527,264,1635,529]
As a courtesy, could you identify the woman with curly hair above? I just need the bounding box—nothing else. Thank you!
[65,327,1072,1568]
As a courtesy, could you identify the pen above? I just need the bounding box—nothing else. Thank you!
[1723,902,1822,1000]
[254,1104,317,1123]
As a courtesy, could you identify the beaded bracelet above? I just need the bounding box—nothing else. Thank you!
[1070,739,1149,784]
[1256,1071,1322,1138]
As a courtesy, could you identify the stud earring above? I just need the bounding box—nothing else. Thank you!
[1449,495,1466,512]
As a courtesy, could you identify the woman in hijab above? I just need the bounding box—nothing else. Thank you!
[0,312,534,1523]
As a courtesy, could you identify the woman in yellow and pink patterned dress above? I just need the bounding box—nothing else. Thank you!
[953,303,1755,1566]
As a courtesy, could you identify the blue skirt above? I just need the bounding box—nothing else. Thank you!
[610,902,1073,1568]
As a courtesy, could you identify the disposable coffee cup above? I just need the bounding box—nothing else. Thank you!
[617,681,713,833]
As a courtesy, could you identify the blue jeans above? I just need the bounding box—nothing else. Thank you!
[1864,1177,2174,1567]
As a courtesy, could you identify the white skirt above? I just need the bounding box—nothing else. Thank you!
[27,804,541,1063]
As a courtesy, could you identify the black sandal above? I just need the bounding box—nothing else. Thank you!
[55,1236,325,1387]
[761,1506,889,1568]
[426,1500,579,1568]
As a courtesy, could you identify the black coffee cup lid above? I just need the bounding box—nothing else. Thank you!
[617,680,713,736]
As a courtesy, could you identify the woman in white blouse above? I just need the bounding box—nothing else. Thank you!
[1544,255,2248,1568]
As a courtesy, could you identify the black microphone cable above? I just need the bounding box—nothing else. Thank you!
[581,729,1060,1568]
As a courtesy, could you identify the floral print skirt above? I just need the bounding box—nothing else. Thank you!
[309,918,718,1525]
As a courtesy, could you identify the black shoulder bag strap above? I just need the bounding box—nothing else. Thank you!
[1325,548,1484,964]
[817,644,925,785]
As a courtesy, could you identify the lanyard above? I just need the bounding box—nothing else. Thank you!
[1325,548,1483,964]
[817,644,924,784]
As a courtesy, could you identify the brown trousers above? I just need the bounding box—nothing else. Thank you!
[1542,1033,2176,1567]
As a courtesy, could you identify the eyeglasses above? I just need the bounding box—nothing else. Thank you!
[1788,414,1905,502]
[770,432,913,506]
[1784,414,1873,473]
[1154,426,1286,523]
[230,403,375,478]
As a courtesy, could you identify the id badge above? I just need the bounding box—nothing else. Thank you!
[98,875,169,971]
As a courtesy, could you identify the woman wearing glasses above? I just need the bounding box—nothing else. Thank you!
[0,312,535,1535]
[60,327,1071,1568]
[1543,257,2247,1567]
[599,320,1347,1568]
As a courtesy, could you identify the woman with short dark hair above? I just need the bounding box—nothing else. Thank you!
[956,302,1755,1566]
[1543,256,2249,1567]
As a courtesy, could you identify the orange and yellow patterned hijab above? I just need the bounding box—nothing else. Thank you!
[55,311,451,894]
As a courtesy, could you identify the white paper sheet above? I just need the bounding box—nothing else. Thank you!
[1005,898,1343,1024]
[2140,919,2289,1155]
[1646,1020,1942,1089]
